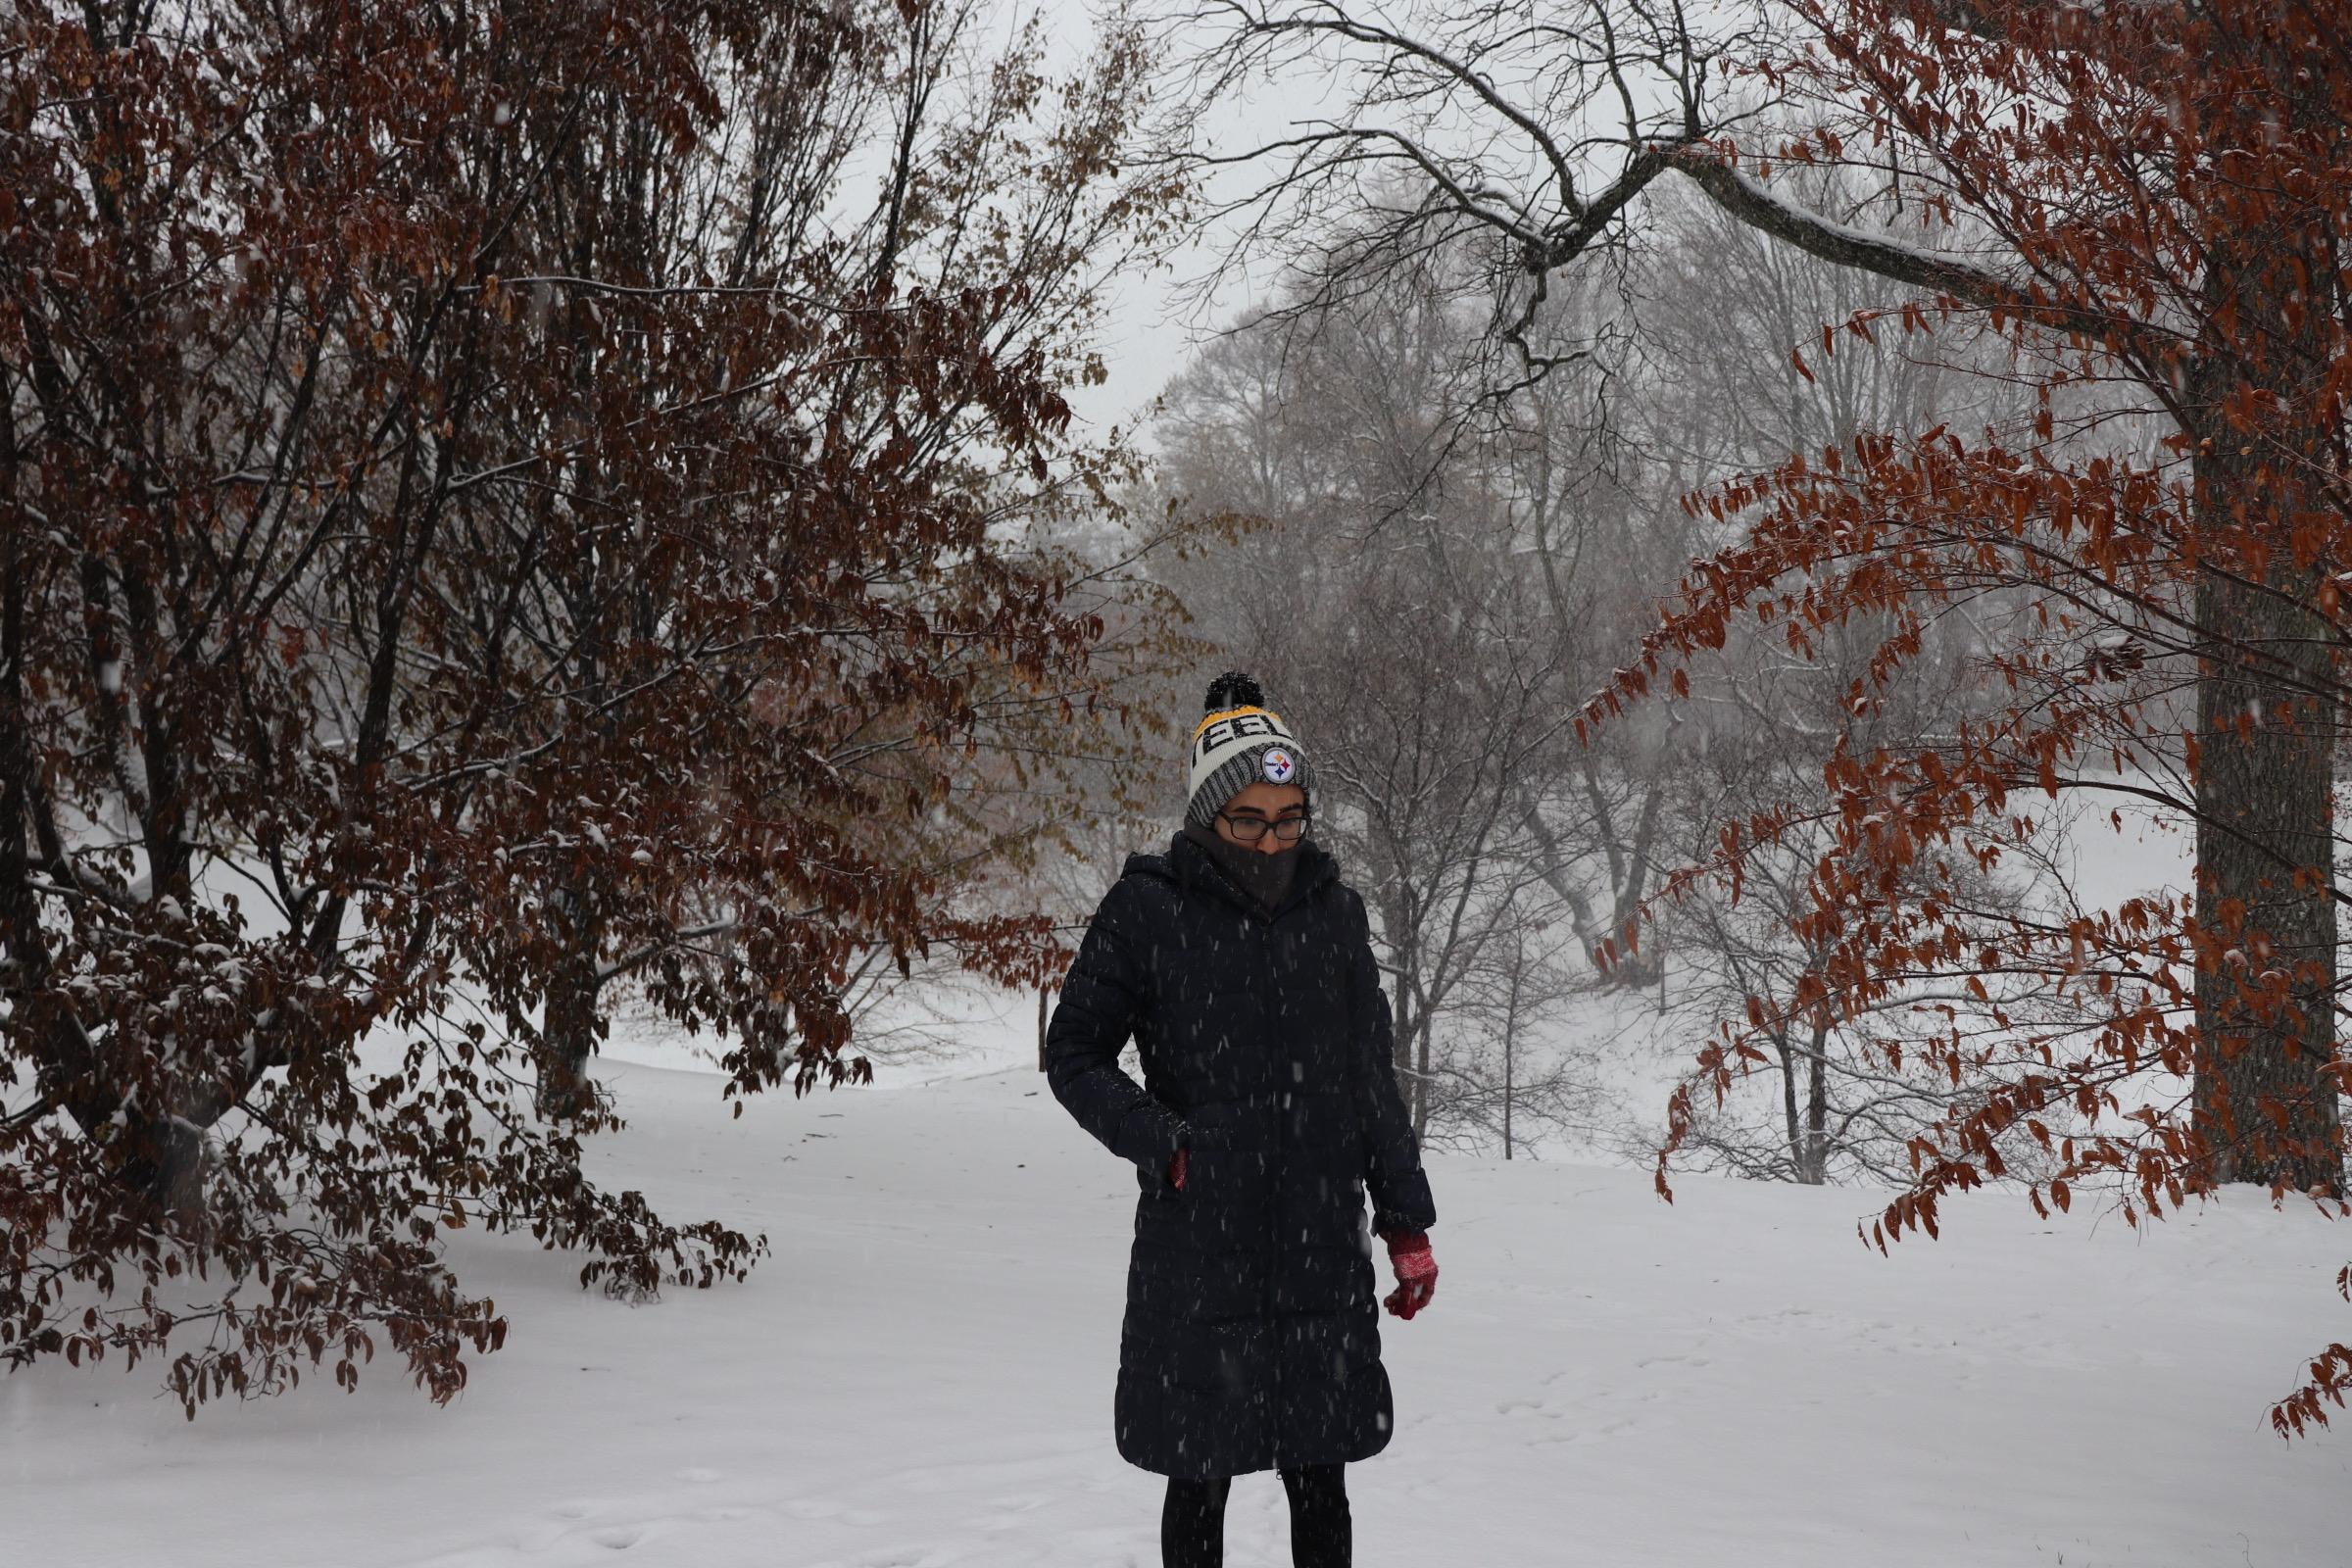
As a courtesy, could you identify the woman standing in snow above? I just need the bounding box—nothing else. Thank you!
[1046,673,1438,1568]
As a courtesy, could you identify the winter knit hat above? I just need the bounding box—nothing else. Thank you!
[1184,672,1316,830]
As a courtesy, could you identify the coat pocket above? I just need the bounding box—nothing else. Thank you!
[1137,1133,1191,1199]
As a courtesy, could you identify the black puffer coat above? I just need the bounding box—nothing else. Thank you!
[1046,832,1436,1480]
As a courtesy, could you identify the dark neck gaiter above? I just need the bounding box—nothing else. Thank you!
[1183,822,1303,913]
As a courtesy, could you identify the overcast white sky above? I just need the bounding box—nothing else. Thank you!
[1029,0,1347,443]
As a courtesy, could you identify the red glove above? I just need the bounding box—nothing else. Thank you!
[1168,1146,1188,1192]
[1382,1231,1437,1320]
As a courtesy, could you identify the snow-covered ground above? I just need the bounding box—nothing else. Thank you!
[7,1041,2351,1567]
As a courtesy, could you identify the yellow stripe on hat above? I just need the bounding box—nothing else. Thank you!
[1193,705,1280,740]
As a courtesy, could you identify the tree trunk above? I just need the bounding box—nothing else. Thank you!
[537,886,605,1121]
[1501,974,1516,1160]
[1776,1033,1801,1175]
[2186,149,2345,1196]
[1577,766,1665,985]
[1802,1020,1828,1186]
[2192,558,2341,1193]
[1777,1023,1831,1186]
[1412,1014,1432,1142]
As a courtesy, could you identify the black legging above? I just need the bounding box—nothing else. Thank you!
[1162,1464,1351,1568]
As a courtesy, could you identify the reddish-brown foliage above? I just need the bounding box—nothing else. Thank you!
[1578,0,2352,1433]
[0,0,1176,1410]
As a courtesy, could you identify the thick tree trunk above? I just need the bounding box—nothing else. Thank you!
[114,1115,211,1228]
[537,887,605,1121]
[2186,146,2345,1195]
[0,545,112,1136]
[538,957,604,1121]
[2191,559,2341,1194]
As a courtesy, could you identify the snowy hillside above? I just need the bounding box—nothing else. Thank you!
[6,1053,2349,1568]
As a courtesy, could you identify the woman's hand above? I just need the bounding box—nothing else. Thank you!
[1381,1231,1437,1319]
[1168,1145,1188,1192]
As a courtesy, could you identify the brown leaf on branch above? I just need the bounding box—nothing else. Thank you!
[0,0,1185,1411]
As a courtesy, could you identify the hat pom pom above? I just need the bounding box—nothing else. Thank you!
[1204,671,1265,712]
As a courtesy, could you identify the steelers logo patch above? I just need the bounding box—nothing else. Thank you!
[1261,747,1298,785]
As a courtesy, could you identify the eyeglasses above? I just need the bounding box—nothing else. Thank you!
[1219,810,1310,843]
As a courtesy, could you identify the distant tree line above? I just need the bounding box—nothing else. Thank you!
[1153,175,2031,1173]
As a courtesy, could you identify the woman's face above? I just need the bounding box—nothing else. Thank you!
[1214,781,1309,856]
